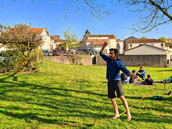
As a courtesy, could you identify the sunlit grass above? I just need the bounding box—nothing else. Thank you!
[0,61,171,129]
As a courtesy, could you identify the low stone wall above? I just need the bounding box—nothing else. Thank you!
[44,55,92,65]
[45,55,168,67]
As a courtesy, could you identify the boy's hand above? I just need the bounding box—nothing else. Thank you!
[103,42,108,48]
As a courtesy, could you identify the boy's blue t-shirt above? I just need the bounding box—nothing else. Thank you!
[100,52,130,81]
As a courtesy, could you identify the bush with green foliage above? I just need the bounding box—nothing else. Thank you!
[0,50,26,73]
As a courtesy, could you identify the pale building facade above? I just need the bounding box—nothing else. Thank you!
[124,39,169,51]
[125,44,171,62]
[81,30,124,54]
[28,28,51,51]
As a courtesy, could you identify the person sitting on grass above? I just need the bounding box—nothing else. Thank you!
[129,70,139,84]
[143,74,154,85]
[136,66,145,80]
[121,72,130,84]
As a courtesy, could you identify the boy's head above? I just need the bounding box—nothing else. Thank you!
[132,70,136,73]
[140,66,143,70]
[109,48,118,60]
[147,74,151,78]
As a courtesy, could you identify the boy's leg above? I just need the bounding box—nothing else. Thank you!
[115,80,131,121]
[108,81,120,119]
[111,98,120,119]
[120,96,132,121]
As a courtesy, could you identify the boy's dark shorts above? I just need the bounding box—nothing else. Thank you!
[108,80,124,98]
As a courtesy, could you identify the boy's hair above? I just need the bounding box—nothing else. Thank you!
[132,70,136,73]
[147,74,151,78]
[110,48,118,55]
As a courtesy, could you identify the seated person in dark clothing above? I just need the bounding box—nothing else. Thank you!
[136,66,145,80]
[129,70,138,83]
[121,72,130,84]
[144,74,154,85]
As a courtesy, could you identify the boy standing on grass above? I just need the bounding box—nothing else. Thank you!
[100,42,135,121]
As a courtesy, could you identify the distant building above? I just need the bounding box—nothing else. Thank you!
[80,30,124,54]
[124,39,169,51]
[166,39,172,43]
[28,28,51,51]
[125,44,172,64]
[50,35,65,50]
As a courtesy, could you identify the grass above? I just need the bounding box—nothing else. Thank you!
[0,61,172,129]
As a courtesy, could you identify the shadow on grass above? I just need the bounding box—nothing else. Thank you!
[1,73,171,127]
[0,76,113,125]
[132,112,172,124]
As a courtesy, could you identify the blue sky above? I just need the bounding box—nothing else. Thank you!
[0,0,172,40]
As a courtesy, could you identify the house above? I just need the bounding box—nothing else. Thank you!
[124,39,169,51]
[80,30,124,54]
[166,39,172,43]
[125,44,171,64]
[28,28,51,51]
[50,35,65,50]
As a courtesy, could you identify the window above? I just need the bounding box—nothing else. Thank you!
[161,43,164,47]
[130,44,132,48]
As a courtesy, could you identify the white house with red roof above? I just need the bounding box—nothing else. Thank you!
[50,35,65,50]
[124,39,169,51]
[28,28,51,51]
[124,43,172,64]
[80,30,124,54]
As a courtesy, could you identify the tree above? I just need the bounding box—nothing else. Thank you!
[169,43,172,48]
[3,0,172,33]
[159,37,166,42]
[0,24,42,72]
[62,28,81,64]
[118,0,172,33]
[62,28,79,51]
[64,0,172,33]
[140,37,147,39]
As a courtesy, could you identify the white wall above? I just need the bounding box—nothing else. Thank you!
[40,29,51,51]
[125,45,167,55]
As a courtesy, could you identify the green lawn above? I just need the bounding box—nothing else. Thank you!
[0,62,172,129]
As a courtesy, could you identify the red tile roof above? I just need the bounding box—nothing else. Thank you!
[50,35,60,40]
[50,35,65,42]
[86,39,109,45]
[166,39,172,43]
[28,28,49,36]
[127,39,163,43]
[28,28,44,34]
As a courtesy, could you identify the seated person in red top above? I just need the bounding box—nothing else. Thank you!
[144,74,154,85]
